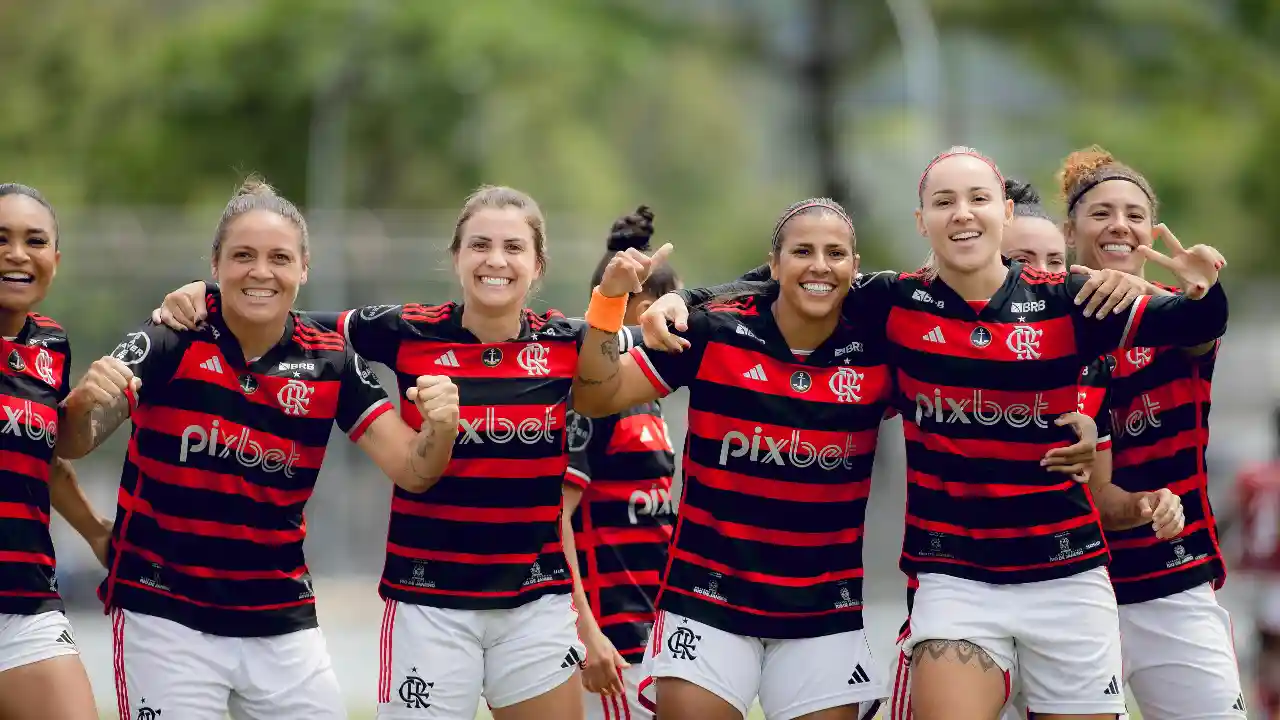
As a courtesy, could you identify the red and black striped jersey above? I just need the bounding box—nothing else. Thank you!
[679,260,1228,585]
[565,401,675,662]
[1103,325,1223,604]
[97,307,393,637]
[630,289,892,639]
[319,302,642,611]
[0,314,71,615]
[1078,355,1114,452]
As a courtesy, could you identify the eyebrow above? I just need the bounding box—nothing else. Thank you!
[1087,201,1147,212]
[0,225,49,235]
[931,186,995,196]
[468,235,527,243]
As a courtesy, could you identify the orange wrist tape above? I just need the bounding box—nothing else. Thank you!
[585,287,628,334]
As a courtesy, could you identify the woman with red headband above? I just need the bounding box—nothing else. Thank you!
[637,146,1229,719]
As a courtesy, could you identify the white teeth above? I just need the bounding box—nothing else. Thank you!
[1101,244,1132,254]
[801,282,834,294]
[950,231,980,241]
[480,277,511,286]
[243,289,277,297]
[0,272,32,281]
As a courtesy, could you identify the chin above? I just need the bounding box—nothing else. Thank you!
[227,300,289,324]
[465,284,525,311]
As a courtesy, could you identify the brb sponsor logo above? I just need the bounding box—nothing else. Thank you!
[628,486,674,524]
[2,400,56,448]
[180,420,300,477]
[1112,394,1162,438]
[458,407,558,445]
[718,426,858,471]
[914,388,1050,429]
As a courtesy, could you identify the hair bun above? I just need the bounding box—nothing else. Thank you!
[606,205,655,252]
[235,174,278,199]
[1058,145,1115,200]
[1004,178,1041,206]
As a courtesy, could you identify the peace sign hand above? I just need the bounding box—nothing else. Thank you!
[598,243,674,299]
[1136,224,1226,300]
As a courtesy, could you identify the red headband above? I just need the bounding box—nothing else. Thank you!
[917,150,1005,201]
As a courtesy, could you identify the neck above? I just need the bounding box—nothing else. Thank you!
[462,303,522,344]
[223,307,286,361]
[0,308,25,338]
[771,299,838,353]
[937,260,1009,301]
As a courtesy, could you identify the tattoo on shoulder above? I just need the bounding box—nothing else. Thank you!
[911,639,999,673]
[88,396,131,450]
[599,336,619,363]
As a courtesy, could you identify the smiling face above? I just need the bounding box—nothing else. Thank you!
[0,194,60,314]
[452,206,542,313]
[211,210,308,326]
[916,154,1013,275]
[1066,179,1154,275]
[768,212,857,321]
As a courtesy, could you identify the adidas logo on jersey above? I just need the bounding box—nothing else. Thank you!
[922,326,945,344]
[560,647,584,669]
[847,664,870,685]
[742,364,768,381]
[434,350,459,368]
[199,357,224,374]
[1103,675,1120,695]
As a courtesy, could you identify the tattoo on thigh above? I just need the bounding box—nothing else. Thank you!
[912,639,999,672]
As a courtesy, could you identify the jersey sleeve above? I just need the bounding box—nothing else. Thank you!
[56,336,72,405]
[332,305,405,366]
[109,321,186,412]
[1069,274,1229,357]
[1077,357,1113,451]
[627,311,711,395]
[304,312,345,333]
[335,351,396,442]
[573,322,643,356]
[564,406,596,490]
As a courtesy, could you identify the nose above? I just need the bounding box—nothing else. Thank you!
[483,246,508,268]
[1,240,30,264]
[811,252,831,273]
[246,257,274,279]
[951,200,975,223]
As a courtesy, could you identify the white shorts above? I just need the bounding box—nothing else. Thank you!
[641,610,885,720]
[111,609,344,720]
[0,611,79,674]
[376,593,583,718]
[1117,583,1245,719]
[584,665,653,720]
[901,568,1125,715]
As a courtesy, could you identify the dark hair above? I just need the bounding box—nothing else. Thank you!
[0,184,59,248]
[213,176,308,260]
[1058,145,1157,219]
[590,206,680,298]
[771,197,855,253]
[1005,178,1053,222]
[451,185,548,271]
[918,145,1005,206]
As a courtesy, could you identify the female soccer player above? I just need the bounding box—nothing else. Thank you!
[0,184,101,719]
[57,177,460,720]
[1056,147,1245,719]
[152,185,647,720]
[575,197,907,720]
[563,206,680,720]
[639,148,1229,720]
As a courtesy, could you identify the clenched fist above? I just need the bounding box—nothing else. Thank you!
[406,375,460,431]
[68,356,141,412]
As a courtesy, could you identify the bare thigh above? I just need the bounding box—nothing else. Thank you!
[911,639,1007,720]
[0,654,97,720]
[656,677,743,720]
[492,670,585,720]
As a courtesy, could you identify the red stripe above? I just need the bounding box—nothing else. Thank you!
[0,448,52,484]
[903,423,1072,464]
[1108,553,1218,584]
[887,306,1078,361]
[685,409,875,459]
[394,339,577,379]
[0,589,58,598]
[380,579,571,599]
[130,452,313,507]
[576,526,672,548]
[118,541,306,581]
[0,550,54,565]
[692,341,893,406]
[1119,296,1150,348]
[908,469,1078,499]
[629,347,671,395]
[1114,428,1210,469]
[390,496,559,524]
[679,504,863,546]
[133,406,327,469]
[103,464,145,614]
[115,578,315,611]
[117,488,305,544]
[905,511,1097,540]
[673,547,862,588]
[113,609,129,720]
[384,542,539,565]
[170,342,342,415]
[444,456,568,480]
[349,400,393,441]
[0,500,49,524]
[0,346,67,390]
[588,570,662,590]
[598,612,656,628]
[900,546,1108,573]
[600,694,612,720]
[685,459,870,504]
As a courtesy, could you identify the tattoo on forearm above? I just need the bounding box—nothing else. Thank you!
[599,337,619,363]
[912,640,1000,673]
[87,397,130,451]
[408,430,439,480]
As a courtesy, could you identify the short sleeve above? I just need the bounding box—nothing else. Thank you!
[334,305,405,366]
[335,351,395,441]
[109,322,186,412]
[627,311,711,395]
[1069,274,1229,357]
[564,408,595,490]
